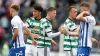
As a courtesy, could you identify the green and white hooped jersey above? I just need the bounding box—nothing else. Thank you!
[63,18,78,50]
[40,18,52,48]
[25,17,44,47]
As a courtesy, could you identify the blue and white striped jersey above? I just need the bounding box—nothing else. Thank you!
[11,15,25,48]
[78,15,96,48]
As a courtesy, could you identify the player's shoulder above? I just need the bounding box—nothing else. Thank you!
[86,15,95,20]
[27,17,34,20]
[41,18,48,25]
[65,18,72,24]
[11,15,20,23]
[86,15,96,25]
[12,15,20,20]
[41,18,48,23]
[87,15,96,22]
[26,17,35,22]
[41,18,47,21]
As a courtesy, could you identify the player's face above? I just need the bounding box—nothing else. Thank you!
[33,9,41,19]
[70,8,77,19]
[80,6,88,12]
[10,8,13,16]
[50,10,56,20]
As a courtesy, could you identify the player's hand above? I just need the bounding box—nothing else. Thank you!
[32,34,39,38]
[52,41,57,46]
[59,27,65,34]
[9,40,14,47]
[92,38,98,43]
[32,40,38,46]
[92,38,100,47]
[59,27,68,34]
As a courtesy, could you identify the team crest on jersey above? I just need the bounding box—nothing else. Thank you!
[34,26,38,29]
[31,26,40,34]
[78,53,85,56]
[16,51,23,56]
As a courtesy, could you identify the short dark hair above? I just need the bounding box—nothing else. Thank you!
[67,6,76,12]
[80,2,89,8]
[33,4,43,12]
[46,7,56,12]
[10,4,20,11]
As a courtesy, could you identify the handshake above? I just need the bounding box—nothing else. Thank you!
[59,27,69,34]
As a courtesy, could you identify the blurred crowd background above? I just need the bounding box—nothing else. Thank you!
[0,0,100,56]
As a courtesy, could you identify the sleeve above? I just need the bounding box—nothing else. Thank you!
[24,18,30,27]
[45,23,52,34]
[12,20,18,28]
[46,32,61,38]
[43,21,61,38]
[86,16,95,23]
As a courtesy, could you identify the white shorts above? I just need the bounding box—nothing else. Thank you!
[37,48,50,56]
[64,48,77,56]
[25,44,37,56]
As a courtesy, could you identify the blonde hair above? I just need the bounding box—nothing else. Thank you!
[10,4,20,11]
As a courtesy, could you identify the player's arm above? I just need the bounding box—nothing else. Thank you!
[10,21,19,47]
[92,38,99,44]
[46,31,61,38]
[92,38,100,47]
[12,28,18,40]
[76,11,90,22]
[23,19,38,46]
[59,27,79,36]
[23,26,35,40]
[24,30,28,35]
[23,26,38,46]
[51,40,57,46]
[24,19,39,38]
[24,30,39,38]
[45,26,61,38]
[10,28,18,47]
[59,22,79,36]
[43,22,61,38]
[67,28,79,36]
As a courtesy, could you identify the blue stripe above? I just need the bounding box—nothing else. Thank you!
[79,23,81,46]
[15,39,17,48]
[11,25,14,48]
[85,23,89,47]
[18,36,20,47]
[79,22,83,47]
[79,22,82,46]
[82,23,84,47]
[79,32,81,46]
[11,25,14,33]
